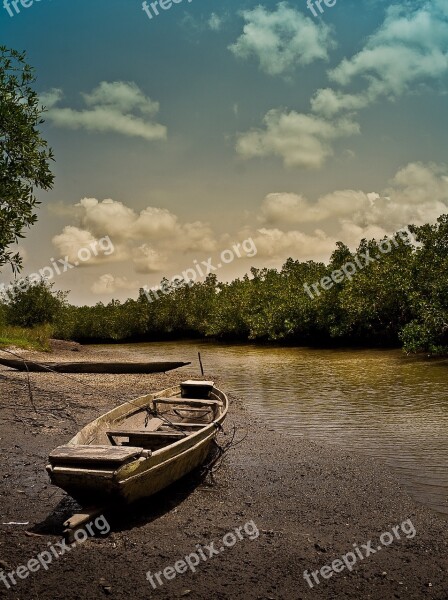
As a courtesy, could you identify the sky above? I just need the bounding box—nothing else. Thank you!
[1,0,448,304]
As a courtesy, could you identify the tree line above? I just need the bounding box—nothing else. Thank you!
[1,216,447,356]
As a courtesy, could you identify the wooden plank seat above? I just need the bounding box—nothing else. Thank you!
[173,407,213,413]
[163,422,212,429]
[49,445,144,466]
[106,429,189,451]
[107,429,188,440]
[105,417,163,446]
[154,397,223,408]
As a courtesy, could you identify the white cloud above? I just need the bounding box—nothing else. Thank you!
[208,12,223,31]
[391,162,448,204]
[41,81,167,141]
[365,162,448,228]
[259,190,371,225]
[77,198,136,240]
[241,162,448,261]
[244,227,336,261]
[269,162,448,232]
[91,274,140,295]
[239,2,448,170]
[83,81,160,116]
[236,109,359,169]
[132,245,168,274]
[310,88,370,118]
[52,226,98,261]
[229,2,334,76]
[40,88,64,109]
[51,226,127,265]
[71,198,217,253]
[52,198,218,273]
[131,207,185,241]
[313,2,448,116]
[52,164,448,284]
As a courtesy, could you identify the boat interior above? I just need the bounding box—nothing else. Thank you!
[106,394,222,452]
[49,381,221,469]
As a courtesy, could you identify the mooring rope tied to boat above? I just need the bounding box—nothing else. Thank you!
[200,423,248,483]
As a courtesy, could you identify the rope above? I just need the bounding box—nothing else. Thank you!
[143,405,188,437]
[22,354,37,414]
[1,348,160,409]
[0,348,213,437]
[199,423,248,484]
[0,348,130,404]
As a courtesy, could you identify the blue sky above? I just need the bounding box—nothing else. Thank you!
[2,0,448,303]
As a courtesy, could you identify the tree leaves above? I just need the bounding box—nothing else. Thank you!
[0,46,54,273]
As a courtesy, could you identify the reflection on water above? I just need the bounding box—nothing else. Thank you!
[100,341,448,515]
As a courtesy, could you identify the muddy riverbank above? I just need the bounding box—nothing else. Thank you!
[0,344,447,599]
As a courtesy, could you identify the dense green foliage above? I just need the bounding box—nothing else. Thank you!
[0,46,54,273]
[0,217,447,355]
[2,279,67,328]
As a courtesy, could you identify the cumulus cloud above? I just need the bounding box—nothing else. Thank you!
[52,226,99,261]
[237,2,448,169]
[51,226,127,265]
[46,162,448,296]
[69,198,217,252]
[242,162,448,260]
[51,163,448,282]
[229,2,334,76]
[313,2,448,116]
[52,198,217,273]
[91,274,140,295]
[236,109,359,169]
[40,88,64,109]
[263,162,448,230]
[365,162,448,228]
[132,245,168,274]
[208,12,223,31]
[242,227,336,261]
[76,198,137,240]
[259,190,372,225]
[310,88,370,118]
[40,81,167,141]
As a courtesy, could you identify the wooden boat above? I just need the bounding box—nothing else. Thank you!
[0,357,190,374]
[46,380,228,505]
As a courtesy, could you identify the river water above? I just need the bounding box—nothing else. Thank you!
[102,341,448,516]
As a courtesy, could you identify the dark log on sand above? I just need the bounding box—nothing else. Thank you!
[0,358,190,374]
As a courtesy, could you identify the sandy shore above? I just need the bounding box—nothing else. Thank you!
[1,343,448,599]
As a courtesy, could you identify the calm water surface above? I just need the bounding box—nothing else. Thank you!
[101,342,448,515]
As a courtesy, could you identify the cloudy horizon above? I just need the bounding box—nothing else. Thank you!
[2,0,448,304]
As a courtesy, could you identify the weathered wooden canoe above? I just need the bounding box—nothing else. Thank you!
[0,358,190,374]
[46,380,228,505]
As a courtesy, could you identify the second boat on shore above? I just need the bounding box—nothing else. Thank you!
[0,357,190,374]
